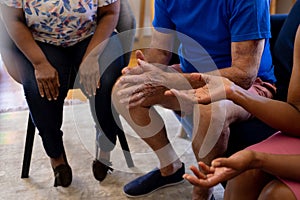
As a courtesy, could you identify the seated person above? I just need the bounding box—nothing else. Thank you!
[113,0,276,199]
[180,9,300,200]
[0,0,134,187]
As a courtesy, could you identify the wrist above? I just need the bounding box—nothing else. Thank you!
[187,73,203,89]
[226,83,238,101]
[32,58,49,70]
[82,53,100,62]
[250,151,265,169]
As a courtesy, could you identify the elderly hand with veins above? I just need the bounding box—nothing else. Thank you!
[117,59,189,108]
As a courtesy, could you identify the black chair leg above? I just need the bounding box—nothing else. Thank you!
[21,113,134,179]
[117,131,134,168]
[21,113,35,178]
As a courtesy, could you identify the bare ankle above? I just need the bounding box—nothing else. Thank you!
[50,154,65,168]
[160,160,182,176]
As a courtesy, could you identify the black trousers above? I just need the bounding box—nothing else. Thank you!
[1,30,125,158]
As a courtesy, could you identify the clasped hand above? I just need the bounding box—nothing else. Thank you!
[165,73,233,105]
[116,59,175,108]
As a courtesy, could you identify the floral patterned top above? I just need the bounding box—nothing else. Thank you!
[1,0,117,47]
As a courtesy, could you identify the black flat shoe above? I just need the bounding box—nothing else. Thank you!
[53,164,72,187]
[92,158,113,182]
[52,150,72,187]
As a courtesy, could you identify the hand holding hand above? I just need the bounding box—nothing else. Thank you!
[165,73,234,104]
[116,50,190,108]
[117,59,172,107]
[120,59,168,85]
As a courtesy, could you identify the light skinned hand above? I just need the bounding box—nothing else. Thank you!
[117,59,170,107]
[121,50,145,75]
[34,62,60,101]
[117,50,152,108]
[119,59,167,85]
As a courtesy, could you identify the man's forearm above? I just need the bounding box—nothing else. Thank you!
[207,39,265,89]
[207,66,256,89]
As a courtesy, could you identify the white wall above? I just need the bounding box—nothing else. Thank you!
[128,0,153,37]
[128,0,152,28]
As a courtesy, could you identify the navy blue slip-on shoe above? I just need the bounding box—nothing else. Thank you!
[123,163,185,198]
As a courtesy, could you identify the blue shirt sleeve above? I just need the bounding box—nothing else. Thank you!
[230,0,271,42]
[152,0,176,31]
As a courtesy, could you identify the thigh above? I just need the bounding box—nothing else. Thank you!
[98,33,125,93]
[1,39,73,97]
[258,179,297,200]
[91,34,125,125]
[225,169,273,200]
[98,32,125,77]
[37,41,75,93]
[75,33,125,94]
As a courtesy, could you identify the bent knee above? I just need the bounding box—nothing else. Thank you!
[259,179,296,200]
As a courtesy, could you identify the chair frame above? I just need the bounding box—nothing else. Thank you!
[21,113,134,178]
[0,0,136,179]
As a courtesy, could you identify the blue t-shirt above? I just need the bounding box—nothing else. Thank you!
[153,0,276,83]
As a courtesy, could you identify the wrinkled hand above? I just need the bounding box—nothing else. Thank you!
[183,150,256,188]
[165,73,233,104]
[79,56,100,96]
[117,59,172,107]
[120,59,169,86]
[34,62,60,101]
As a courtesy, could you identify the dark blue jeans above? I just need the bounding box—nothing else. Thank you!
[2,33,125,158]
